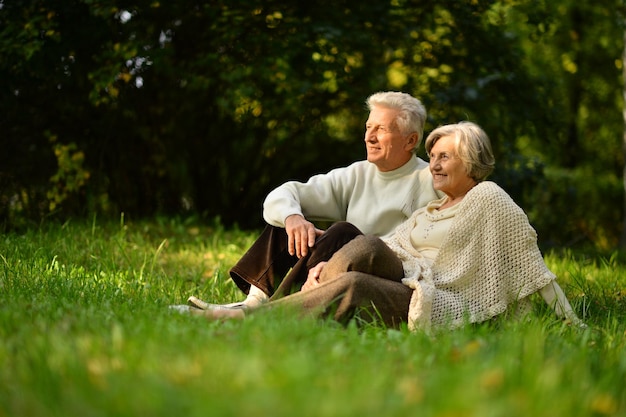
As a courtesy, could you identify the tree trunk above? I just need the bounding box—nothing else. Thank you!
[621,24,626,249]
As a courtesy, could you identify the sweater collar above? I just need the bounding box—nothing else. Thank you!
[376,156,420,180]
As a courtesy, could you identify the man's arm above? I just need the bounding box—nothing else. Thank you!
[262,164,359,228]
[262,164,359,257]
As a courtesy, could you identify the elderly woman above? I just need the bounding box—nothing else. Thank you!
[190,122,582,331]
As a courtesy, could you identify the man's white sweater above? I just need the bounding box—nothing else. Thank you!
[263,157,439,238]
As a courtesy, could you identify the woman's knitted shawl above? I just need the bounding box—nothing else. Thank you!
[383,181,555,331]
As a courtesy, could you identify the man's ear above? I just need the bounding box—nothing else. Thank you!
[405,133,419,151]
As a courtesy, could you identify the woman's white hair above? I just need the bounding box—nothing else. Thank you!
[425,121,495,182]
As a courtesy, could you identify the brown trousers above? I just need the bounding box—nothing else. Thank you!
[263,235,414,328]
[229,222,363,299]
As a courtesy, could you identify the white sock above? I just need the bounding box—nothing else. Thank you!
[243,285,269,307]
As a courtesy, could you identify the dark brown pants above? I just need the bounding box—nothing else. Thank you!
[264,235,413,328]
[229,222,363,299]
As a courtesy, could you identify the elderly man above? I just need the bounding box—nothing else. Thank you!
[187,91,440,310]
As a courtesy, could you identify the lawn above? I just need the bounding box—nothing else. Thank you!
[0,217,624,417]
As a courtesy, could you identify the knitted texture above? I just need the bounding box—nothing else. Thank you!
[383,181,555,331]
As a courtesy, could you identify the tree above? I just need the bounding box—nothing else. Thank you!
[507,0,624,249]
[621,15,626,249]
[1,0,624,251]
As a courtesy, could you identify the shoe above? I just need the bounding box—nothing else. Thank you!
[187,296,246,311]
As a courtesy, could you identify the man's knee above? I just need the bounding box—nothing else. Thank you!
[322,222,362,240]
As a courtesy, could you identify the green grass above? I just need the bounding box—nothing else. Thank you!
[0,217,624,417]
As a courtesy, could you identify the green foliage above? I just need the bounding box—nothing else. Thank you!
[47,138,91,212]
[0,0,624,249]
[527,167,623,250]
[0,219,624,416]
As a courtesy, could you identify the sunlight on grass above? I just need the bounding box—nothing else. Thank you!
[0,218,624,417]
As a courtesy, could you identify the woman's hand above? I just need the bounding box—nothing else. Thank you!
[302,261,328,292]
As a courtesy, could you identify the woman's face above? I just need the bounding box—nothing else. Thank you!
[429,134,475,199]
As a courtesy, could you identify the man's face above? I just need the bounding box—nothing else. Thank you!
[364,106,415,172]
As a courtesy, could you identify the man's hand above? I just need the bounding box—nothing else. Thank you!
[285,215,323,258]
[302,261,327,292]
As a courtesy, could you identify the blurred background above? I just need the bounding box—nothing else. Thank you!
[1,0,624,251]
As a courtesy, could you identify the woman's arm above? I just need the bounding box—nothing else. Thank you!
[540,281,586,327]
